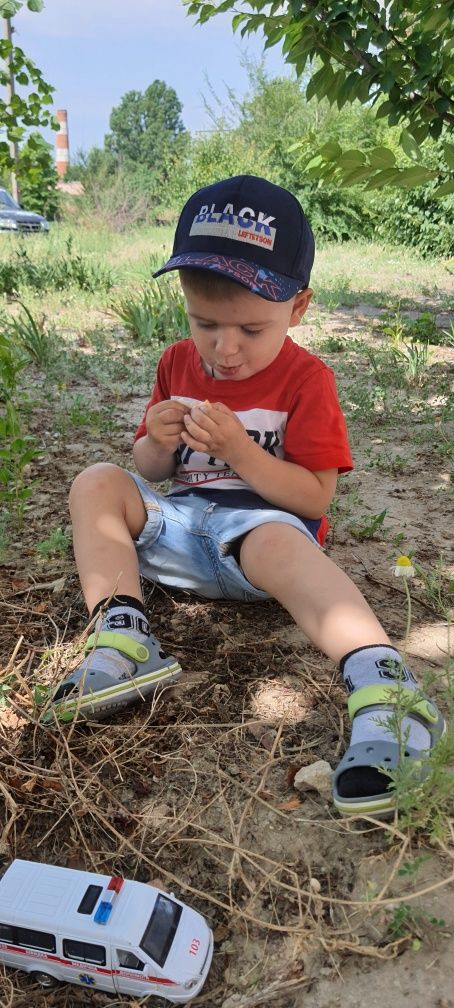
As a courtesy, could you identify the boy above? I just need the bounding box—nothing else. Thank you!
[52,175,444,816]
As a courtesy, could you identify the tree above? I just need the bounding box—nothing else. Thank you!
[105,80,187,173]
[17,131,59,218]
[0,0,57,172]
[184,1,454,195]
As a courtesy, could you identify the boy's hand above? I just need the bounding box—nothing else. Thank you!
[182,401,252,467]
[146,400,191,455]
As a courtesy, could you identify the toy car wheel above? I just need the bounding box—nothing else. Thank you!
[30,970,59,988]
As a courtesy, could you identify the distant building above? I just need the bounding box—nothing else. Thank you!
[55,109,70,177]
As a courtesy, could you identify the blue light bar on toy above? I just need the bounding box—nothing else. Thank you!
[93,876,124,925]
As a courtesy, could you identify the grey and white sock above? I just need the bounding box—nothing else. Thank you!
[86,601,150,683]
[340,644,430,751]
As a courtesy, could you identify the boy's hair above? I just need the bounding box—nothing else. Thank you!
[179,268,248,300]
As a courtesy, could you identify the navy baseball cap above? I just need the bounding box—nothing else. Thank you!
[153,175,315,302]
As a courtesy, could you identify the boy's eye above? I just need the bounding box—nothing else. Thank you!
[242,328,262,336]
[197,321,216,330]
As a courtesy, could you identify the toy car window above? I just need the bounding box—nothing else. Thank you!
[15,927,56,953]
[63,939,106,965]
[77,884,103,914]
[0,923,13,941]
[140,894,182,968]
[117,950,145,970]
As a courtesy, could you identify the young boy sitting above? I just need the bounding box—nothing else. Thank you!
[52,174,445,816]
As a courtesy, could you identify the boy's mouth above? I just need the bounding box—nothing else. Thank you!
[214,363,242,377]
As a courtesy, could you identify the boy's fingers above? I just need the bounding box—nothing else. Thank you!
[184,413,211,441]
[181,432,212,452]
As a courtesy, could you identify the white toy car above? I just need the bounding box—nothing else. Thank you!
[0,859,213,1001]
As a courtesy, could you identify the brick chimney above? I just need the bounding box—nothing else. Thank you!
[56,109,70,177]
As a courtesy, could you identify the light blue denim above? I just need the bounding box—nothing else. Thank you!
[128,472,320,602]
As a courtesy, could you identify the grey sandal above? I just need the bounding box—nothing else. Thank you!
[333,683,446,816]
[47,630,182,722]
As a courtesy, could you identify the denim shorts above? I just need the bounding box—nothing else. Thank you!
[128,472,320,602]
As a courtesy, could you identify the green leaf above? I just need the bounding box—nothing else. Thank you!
[337,149,367,168]
[423,8,449,30]
[368,146,396,169]
[27,0,44,9]
[306,63,334,102]
[340,165,374,185]
[363,167,402,190]
[0,0,21,15]
[400,129,422,162]
[381,72,395,94]
[432,179,454,198]
[442,143,454,170]
[305,154,323,171]
[318,140,342,161]
[396,166,436,187]
[375,100,395,120]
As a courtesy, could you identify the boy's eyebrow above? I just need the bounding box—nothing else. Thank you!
[188,311,270,326]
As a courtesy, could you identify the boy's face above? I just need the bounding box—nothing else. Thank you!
[182,281,312,381]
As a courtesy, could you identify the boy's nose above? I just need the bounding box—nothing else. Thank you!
[214,329,240,359]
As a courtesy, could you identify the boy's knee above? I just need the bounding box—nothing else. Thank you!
[240,521,308,570]
[69,463,127,507]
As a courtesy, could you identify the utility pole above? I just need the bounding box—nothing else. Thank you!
[3,16,20,203]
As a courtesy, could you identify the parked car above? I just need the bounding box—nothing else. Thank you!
[0,187,49,234]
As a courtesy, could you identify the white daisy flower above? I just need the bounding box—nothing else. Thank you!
[393,555,415,578]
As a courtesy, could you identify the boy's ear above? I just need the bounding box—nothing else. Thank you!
[289,288,313,325]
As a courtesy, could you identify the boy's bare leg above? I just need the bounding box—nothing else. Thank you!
[69,463,147,613]
[51,463,181,718]
[239,522,390,662]
[239,522,439,804]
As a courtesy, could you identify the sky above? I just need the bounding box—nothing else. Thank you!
[13,0,292,160]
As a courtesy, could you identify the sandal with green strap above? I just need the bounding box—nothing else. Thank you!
[332,683,446,817]
[46,631,182,722]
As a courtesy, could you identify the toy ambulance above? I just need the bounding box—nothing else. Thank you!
[0,859,213,1001]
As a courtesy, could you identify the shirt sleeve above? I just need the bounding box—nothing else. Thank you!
[284,365,353,474]
[133,348,172,443]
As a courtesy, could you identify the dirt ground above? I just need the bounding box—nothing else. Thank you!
[1,291,453,1008]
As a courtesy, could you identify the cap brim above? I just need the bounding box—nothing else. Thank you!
[153,252,303,302]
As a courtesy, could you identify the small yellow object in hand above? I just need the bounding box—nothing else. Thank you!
[393,555,415,578]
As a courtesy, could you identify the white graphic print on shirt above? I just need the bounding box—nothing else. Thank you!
[171,397,287,492]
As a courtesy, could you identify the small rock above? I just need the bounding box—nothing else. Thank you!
[293,759,333,800]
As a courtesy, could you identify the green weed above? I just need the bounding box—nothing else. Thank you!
[0,512,10,563]
[36,526,71,559]
[392,340,430,386]
[317,335,347,353]
[0,331,27,401]
[384,900,446,947]
[376,678,454,841]
[0,401,41,525]
[7,301,57,367]
[413,559,454,620]
[369,451,408,475]
[0,239,114,296]
[350,509,388,540]
[112,276,189,345]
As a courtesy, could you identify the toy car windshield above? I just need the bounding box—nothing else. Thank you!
[140,894,182,968]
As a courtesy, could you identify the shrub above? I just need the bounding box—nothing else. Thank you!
[0,239,114,296]
[370,138,454,257]
[112,273,189,345]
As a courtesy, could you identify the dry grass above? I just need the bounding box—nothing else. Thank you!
[1,588,453,1006]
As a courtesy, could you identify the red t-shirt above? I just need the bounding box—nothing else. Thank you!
[134,336,353,544]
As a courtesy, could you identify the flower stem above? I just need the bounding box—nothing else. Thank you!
[403,576,412,653]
